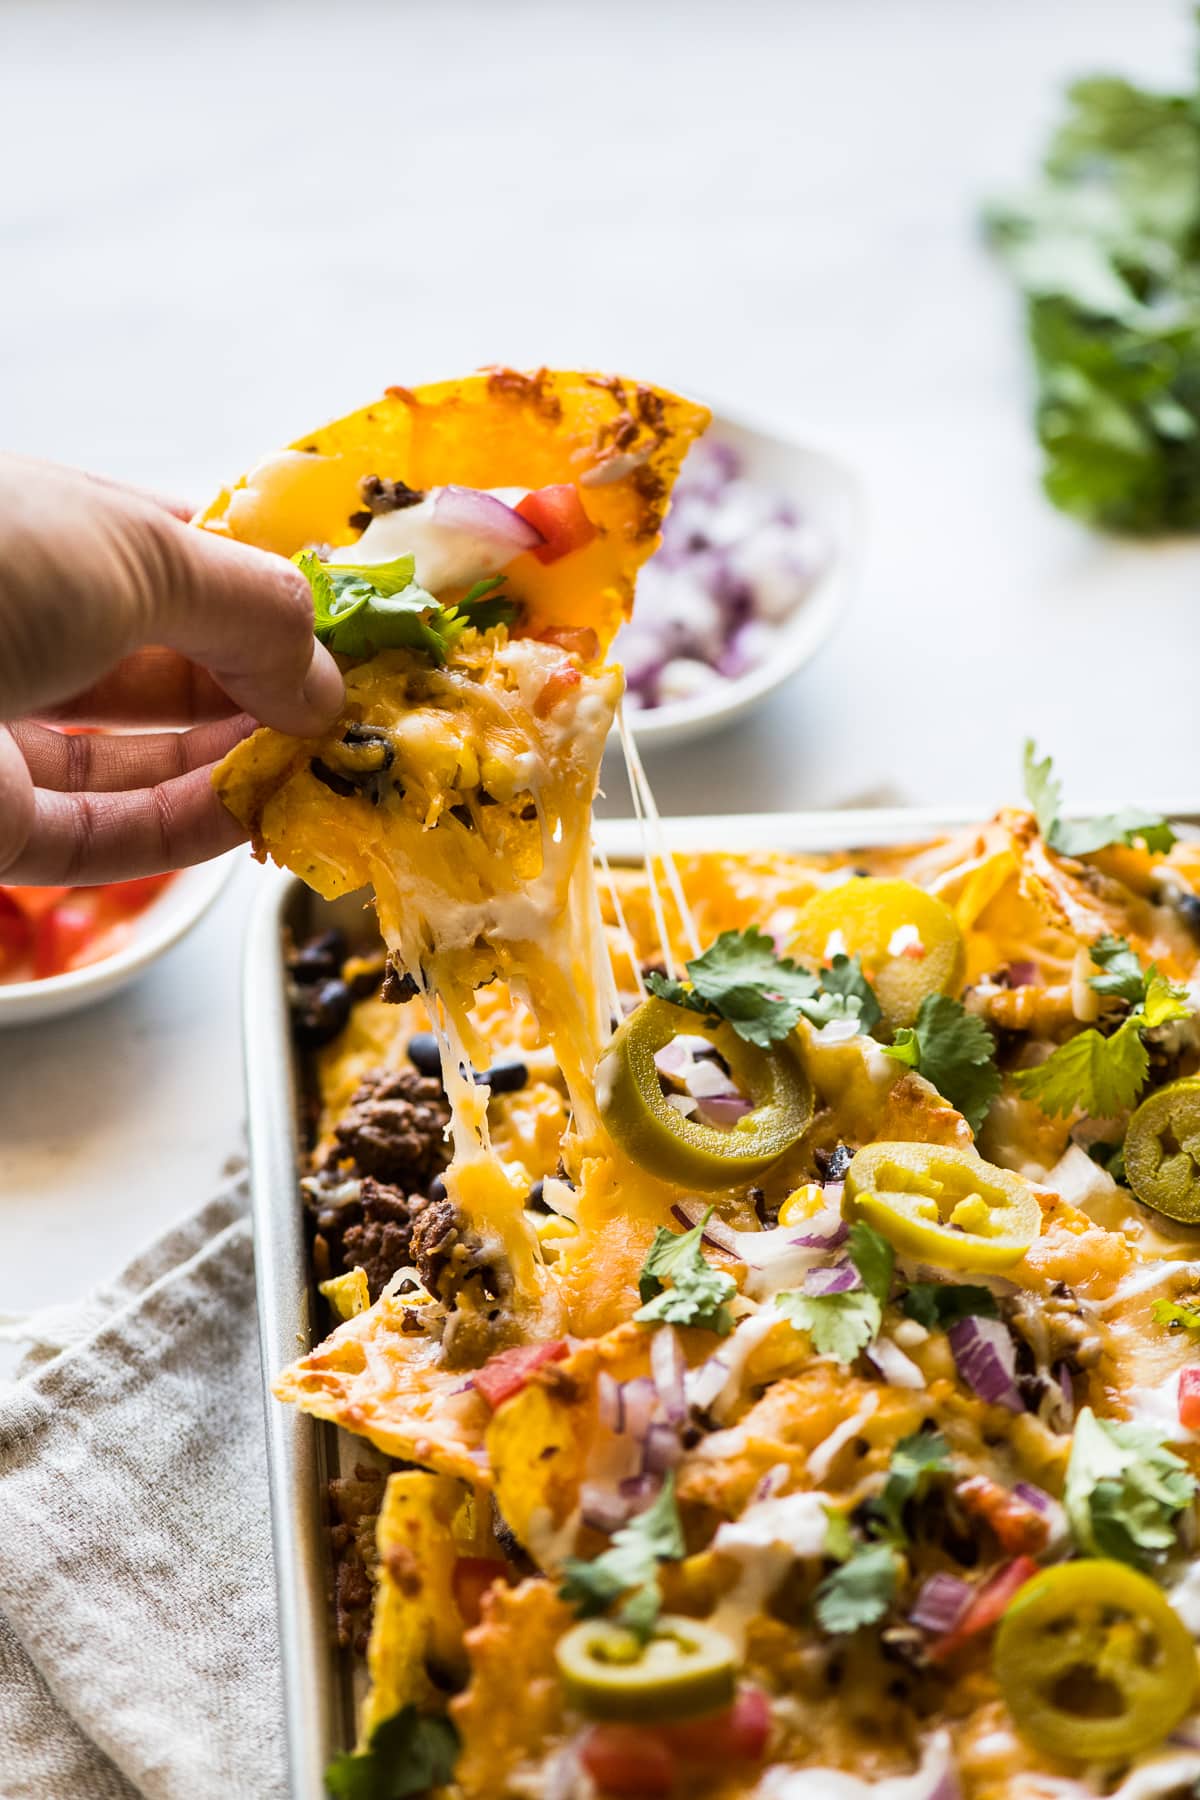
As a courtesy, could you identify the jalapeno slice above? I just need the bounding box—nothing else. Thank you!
[556,1615,737,1722]
[596,997,813,1190]
[844,1142,1042,1271]
[994,1560,1196,1762]
[788,879,965,1031]
[1125,1078,1200,1224]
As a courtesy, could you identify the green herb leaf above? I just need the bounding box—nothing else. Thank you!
[1064,1406,1195,1568]
[868,1431,952,1544]
[325,1707,459,1800]
[634,1210,736,1335]
[901,1282,1000,1331]
[881,993,1001,1133]
[1014,968,1189,1119]
[813,1541,899,1634]
[822,1504,854,1563]
[645,931,881,1048]
[296,552,516,665]
[560,1474,686,1638]
[1151,1297,1200,1332]
[1088,934,1148,1004]
[776,1222,894,1364]
[1022,742,1175,856]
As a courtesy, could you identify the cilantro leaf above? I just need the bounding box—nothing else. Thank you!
[1064,1406,1195,1568]
[867,1431,952,1543]
[1022,741,1175,857]
[822,1504,854,1563]
[776,1222,894,1364]
[560,1474,686,1638]
[813,1540,898,1635]
[901,1282,1000,1331]
[1088,934,1148,1004]
[1088,1138,1128,1184]
[325,1707,458,1800]
[1151,1297,1200,1331]
[882,993,1001,1133]
[296,552,516,665]
[645,931,881,1048]
[634,1210,736,1335]
[1014,971,1189,1119]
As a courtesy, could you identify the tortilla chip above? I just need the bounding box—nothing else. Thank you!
[360,1470,469,1738]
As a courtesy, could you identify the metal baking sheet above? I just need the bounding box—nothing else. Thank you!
[243,805,1200,1799]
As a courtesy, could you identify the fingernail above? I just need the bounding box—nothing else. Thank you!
[300,643,345,723]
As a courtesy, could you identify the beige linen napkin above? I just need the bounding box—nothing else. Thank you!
[0,1180,287,1800]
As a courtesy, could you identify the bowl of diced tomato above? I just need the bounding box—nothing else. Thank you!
[0,856,237,1027]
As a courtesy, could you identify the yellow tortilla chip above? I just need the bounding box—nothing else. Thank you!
[361,1470,469,1738]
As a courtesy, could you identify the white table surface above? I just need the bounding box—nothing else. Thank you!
[3,0,1199,1346]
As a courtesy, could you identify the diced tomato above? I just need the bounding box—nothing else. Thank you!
[533,666,582,718]
[98,874,172,917]
[452,1557,510,1628]
[659,1687,771,1762]
[516,484,597,564]
[537,625,601,663]
[32,896,101,978]
[580,1725,675,1797]
[2,885,71,921]
[954,1476,1049,1557]
[1179,1368,1200,1431]
[472,1341,568,1410]
[927,1555,1039,1664]
[0,892,33,974]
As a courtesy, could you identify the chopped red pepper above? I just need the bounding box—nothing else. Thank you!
[537,625,601,663]
[0,892,33,974]
[1179,1367,1200,1431]
[472,1340,568,1410]
[516,485,597,564]
[33,896,99,978]
[955,1475,1050,1557]
[926,1555,1039,1664]
[533,665,582,718]
[98,874,173,917]
[580,1725,675,1796]
[452,1556,510,1628]
[659,1686,771,1762]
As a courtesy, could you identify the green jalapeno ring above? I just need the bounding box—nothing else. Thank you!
[596,996,814,1190]
[843,1141,1042,1272]
[994,1560,1197,1762]
[556,1615,738,1721]
[1125,1078,1200,1224]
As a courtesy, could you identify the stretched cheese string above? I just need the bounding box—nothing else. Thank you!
[615,701,701,969]
[595,842,647,1001]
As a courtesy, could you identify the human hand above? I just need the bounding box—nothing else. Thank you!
[0,455,344,884]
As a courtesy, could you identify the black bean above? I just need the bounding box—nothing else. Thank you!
[527,1179,548,1213]
[310,759,357,798]
[476,1059,528,1094]
[407,1032,443,1078]
[290,929,346,985]
[428,1175,447,1202]
[1177,893,1200,940]
[292,978,352,1047]
[381,965,419,1005]
[815,1143,853,1182]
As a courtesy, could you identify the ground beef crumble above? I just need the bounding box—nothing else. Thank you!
[327,1464,386,1654]
[331,1069,450,1188]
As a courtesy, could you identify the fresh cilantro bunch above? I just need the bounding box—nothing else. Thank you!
[883,994,1001,1133]
[634,1209,736,1334]
[1064,1407,1195,1568]
[987,68,1200,533]
[777,1221,894,1364]
[325,1707,459,1800]
[297,552,515,664]
[814,1432,951,1633]
[1024,742,1176,857]
[647,928,880,1049]
[559,1473,686,1639]
[1014,933,1189,1119]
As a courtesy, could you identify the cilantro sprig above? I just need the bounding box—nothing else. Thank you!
[646,928,880,1049]
[297,552,516,664]
[777,1221,894,1364]
[1064,1406,1195,1568]
[559,1473,686,1639]
[1014,953,1189,1119]
[634,1210,736,1335]
[813,1432,951,1634]
[900,1282,999,1331]
[1024,741,1175,858]
[883,993,1001,1133]
[325,1707,459,1800]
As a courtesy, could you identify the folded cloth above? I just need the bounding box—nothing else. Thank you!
[0,1179,287,1800]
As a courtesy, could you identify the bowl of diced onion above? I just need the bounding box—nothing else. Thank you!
[617,411,860,748]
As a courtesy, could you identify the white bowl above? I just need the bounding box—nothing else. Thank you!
[625,409,862,750]
[0,854,238,1028]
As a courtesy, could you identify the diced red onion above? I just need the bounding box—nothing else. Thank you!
[596,1371,621,1433]
[910,1573,972,1636]
[695,1095,754,1128]
[1007,961,1038,988]
[672,1201,838,1268]
[642,1421,683,1473]
[653,1040,693,1081]
[580,1481,633,1535]
[619,1377,659,1443]
[948,1316,1023,1413]
[753,1462,791,1503]
[1056,1361,1075,1413]
[791,1207,849,1250]
[802,1258,861,1297]
[1013,1481,1054,1515]
[650,1326,687,1424]
[618,1471,663,1510]
[430,484,544,556]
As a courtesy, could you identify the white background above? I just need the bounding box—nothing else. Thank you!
[2,0,1198,1334]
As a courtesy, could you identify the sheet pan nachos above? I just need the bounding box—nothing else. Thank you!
[205,371,1200,1799]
